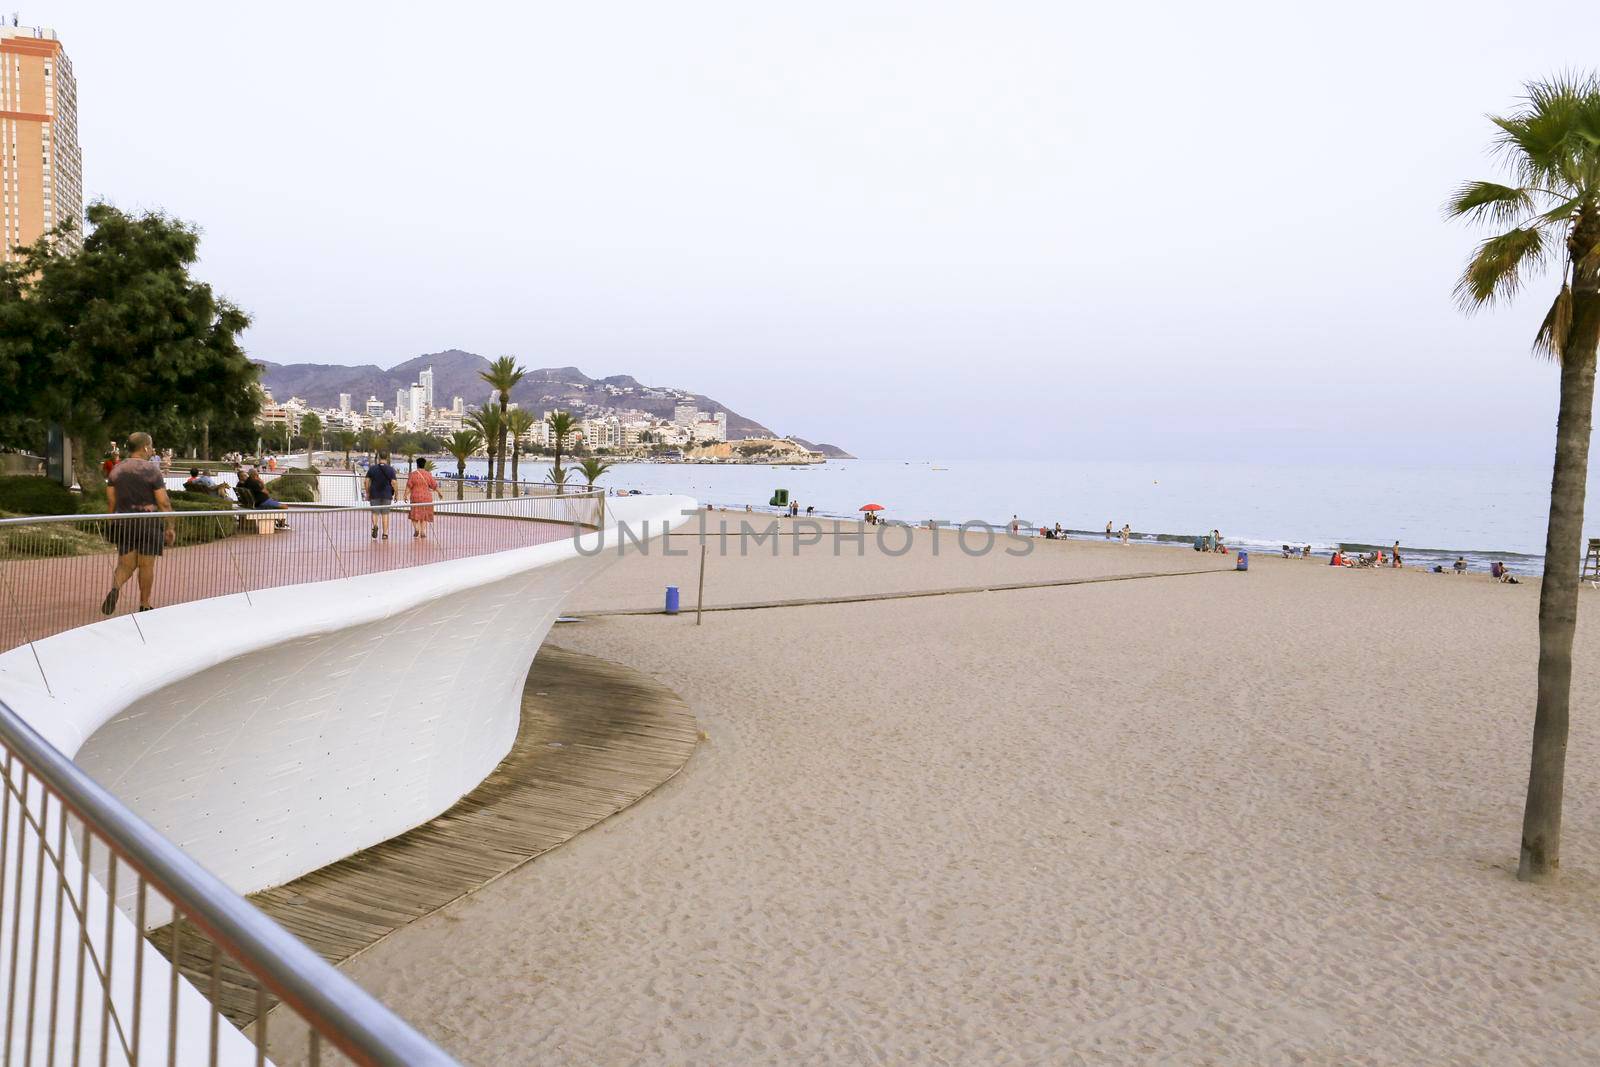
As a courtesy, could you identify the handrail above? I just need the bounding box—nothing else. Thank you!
[0,489,607,528]
[0,694,459,1065]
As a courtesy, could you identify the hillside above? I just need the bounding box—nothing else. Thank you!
[255,350,799,442]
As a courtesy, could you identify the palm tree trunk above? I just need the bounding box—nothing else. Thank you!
[496,396,509,496]
[511,445,520,496]
[456,459,466,500]
[554,439,563,495]
[1520,271,1600,882]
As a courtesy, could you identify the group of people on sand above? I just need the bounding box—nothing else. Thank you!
[1103,521,1131,544]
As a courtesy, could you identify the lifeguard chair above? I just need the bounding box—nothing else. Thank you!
[1584,539,1600,586]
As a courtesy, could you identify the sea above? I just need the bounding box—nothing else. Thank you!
[452,457,1590,577]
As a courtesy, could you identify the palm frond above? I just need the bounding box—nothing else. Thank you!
[1453,226,1549,310]
[1490,72,1600,194]
[1532,284,1574,361]
[1444,181,1536,224]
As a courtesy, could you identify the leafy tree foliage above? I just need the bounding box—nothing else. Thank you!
[0,205,258,487]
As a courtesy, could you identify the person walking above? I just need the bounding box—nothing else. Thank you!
[1105,521,1113,539]
[1120,523,1131,545]
[407,457,439,539]
[99,432,175,615]
[1392,541,1403,568]
[366,451,399,539]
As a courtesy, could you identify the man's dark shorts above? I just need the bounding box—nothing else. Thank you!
[109,518,164,558]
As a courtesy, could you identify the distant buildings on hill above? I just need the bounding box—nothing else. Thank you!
[255,366,809,460]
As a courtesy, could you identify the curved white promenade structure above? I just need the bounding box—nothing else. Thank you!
[0,492,695,1063]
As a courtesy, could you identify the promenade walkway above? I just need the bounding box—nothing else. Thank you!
[0,503,585,654]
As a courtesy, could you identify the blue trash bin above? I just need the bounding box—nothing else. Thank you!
[1235,550,1249,571]
[665,586,680,614]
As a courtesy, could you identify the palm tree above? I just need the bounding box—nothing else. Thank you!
[546,409,576,494]
[335,430,357,470]
[466,407,503,498]
[443,429,482,501]
[545,465,570,491]
[1447,73,1600,883]
[357,427,377,459]
[479,355,527,490]
[576,456,612,490]
[505,408,537,496]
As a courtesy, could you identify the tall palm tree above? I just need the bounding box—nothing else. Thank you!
[1447,73,1600,883]
[546,409,576,495]
[444,429,482,501]
[505,408,537,496]
[335,430,357,470]
[479,355,527,491]
[576,456,612,490]
[545,465,571,492]
[466,407,503,498]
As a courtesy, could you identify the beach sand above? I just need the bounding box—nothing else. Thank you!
[330,527,1600,1064]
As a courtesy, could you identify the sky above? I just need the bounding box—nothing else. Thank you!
[43,0,1600,461]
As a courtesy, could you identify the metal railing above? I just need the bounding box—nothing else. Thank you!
[430,475,601,502]
[0,492,605,658]
[0,693,458,1065]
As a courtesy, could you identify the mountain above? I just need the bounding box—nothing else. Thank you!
[254,350,813,443]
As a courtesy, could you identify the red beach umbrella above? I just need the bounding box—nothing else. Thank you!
[859,503,884,512]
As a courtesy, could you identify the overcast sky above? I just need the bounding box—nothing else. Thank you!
[47,0,1600,460]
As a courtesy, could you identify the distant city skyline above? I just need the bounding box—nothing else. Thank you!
[54,0,1600,462]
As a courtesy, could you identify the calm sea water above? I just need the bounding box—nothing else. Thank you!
[456,457,1597,576]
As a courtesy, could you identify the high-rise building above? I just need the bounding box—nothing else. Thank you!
[395,388,409,423]
[0,25,82,261]
[674,400,698,427]
[338,393,351,413]
[418,367,434,411]
[409,383,425,426]
[451,396,464,415]
[365,396,384,420]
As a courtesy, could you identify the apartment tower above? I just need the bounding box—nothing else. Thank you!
[0,23,81,261]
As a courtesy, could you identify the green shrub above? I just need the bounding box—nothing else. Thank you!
[169,496,237,546]
[265,470,318,503]
[0,510,116,558]
[0,475,78,516]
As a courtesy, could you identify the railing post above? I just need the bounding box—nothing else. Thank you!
[317,512,349,581]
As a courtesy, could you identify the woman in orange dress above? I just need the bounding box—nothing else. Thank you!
[406,457,439,538]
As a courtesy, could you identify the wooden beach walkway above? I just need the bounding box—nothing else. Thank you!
[148,644,700,1028]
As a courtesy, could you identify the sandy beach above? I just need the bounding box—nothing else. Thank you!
[330,523,1600,1064]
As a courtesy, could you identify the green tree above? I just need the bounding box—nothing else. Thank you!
[466,406,503,497]
[545,465,570,491]
[478,355,526,491]
[0,205,258,491]
[505,407,536,496]
[443,429,482,501]
[357,427,377,458]
[546,409,576,494]
[576,456,612,488]
[334,429,356,469]
[299,411,323,459]
[1447,73,1600,882]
